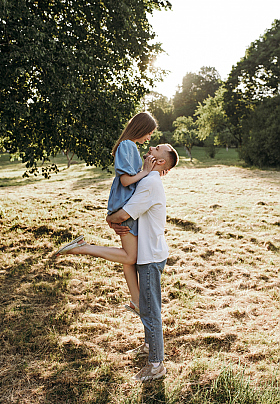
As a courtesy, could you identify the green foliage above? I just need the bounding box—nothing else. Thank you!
[161,130,177,145]
[173,66,221,119]
[0,0,171,176]
[146,91,174,132]
[146,129,174,146]
[240,96,280,167]
[187,365,280,404]
[195,86,236,147]
[173,116,198,159]
[224,19,280,149]
[204,134,217,159]
[227,19,280,101]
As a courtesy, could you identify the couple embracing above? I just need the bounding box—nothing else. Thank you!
[55,112,179,381]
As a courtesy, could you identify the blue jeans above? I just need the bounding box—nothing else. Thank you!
[136,259,166,363]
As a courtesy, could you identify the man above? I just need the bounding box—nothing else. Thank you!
[55,143,179,381]
[106,143,179,381]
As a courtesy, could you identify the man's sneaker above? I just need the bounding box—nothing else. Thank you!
[126,343,149,356]
[133,362,166,382]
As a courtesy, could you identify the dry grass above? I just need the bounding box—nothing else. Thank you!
[0,150,280,403]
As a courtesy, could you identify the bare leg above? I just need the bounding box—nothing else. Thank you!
[63,235,137,266]
[121,234,139,308]
[61,234,139,306]
[123,264,139,308]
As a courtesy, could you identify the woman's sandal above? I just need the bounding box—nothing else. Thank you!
[53,235,86,257]
[124,301,140,317]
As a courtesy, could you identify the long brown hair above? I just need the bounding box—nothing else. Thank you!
[112,112,157,156]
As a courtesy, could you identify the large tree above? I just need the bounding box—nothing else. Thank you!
[224,19,280,147]
[173,66,221,119]
[0,0,171,176]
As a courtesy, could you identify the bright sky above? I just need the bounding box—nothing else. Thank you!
[148,0,280,99]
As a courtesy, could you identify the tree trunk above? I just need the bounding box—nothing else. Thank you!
[184,145,192,161]
[65,150,75,168]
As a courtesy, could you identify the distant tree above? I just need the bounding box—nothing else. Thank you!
[195,86,236,147]
[224,19,280,148]
[142,128,173,148]
[173,66,221,119]
[173,116,198,161]
[0,0,171,177]
[146,92,174,132]
[240,96,280,167]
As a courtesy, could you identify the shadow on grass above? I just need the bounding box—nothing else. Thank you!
[140,379,167,403]
[0,167,113,189]
[0,152,113,189]
[0,175,43,188]
[166,216,201,233]
[0,235,123,403]
[70,172,113,191]
[45,359,120,404]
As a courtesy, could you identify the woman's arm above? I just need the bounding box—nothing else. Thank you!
[120,155,155,187]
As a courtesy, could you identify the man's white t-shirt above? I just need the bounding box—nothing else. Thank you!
[123,171,169,265]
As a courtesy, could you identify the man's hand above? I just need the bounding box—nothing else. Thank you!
[106,215,113,228]
[160,169,170,177]
[111,223,130,236]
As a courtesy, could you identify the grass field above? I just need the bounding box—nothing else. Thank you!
[1,147,280,403]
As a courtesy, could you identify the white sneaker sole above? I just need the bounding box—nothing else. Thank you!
[54,235,85,257]
[124,304,140,317]
[144,367,166,381]
[133,366,167,382]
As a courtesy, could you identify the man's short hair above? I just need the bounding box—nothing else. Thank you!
[164,144,179,170]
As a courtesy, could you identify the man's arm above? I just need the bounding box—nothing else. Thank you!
[107,175,152,233]
[106,209,130,236]
[106,209,130,226]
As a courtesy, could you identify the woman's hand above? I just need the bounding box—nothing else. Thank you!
[143,155,156,174]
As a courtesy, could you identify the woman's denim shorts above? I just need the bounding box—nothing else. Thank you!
[121,217,138,237]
